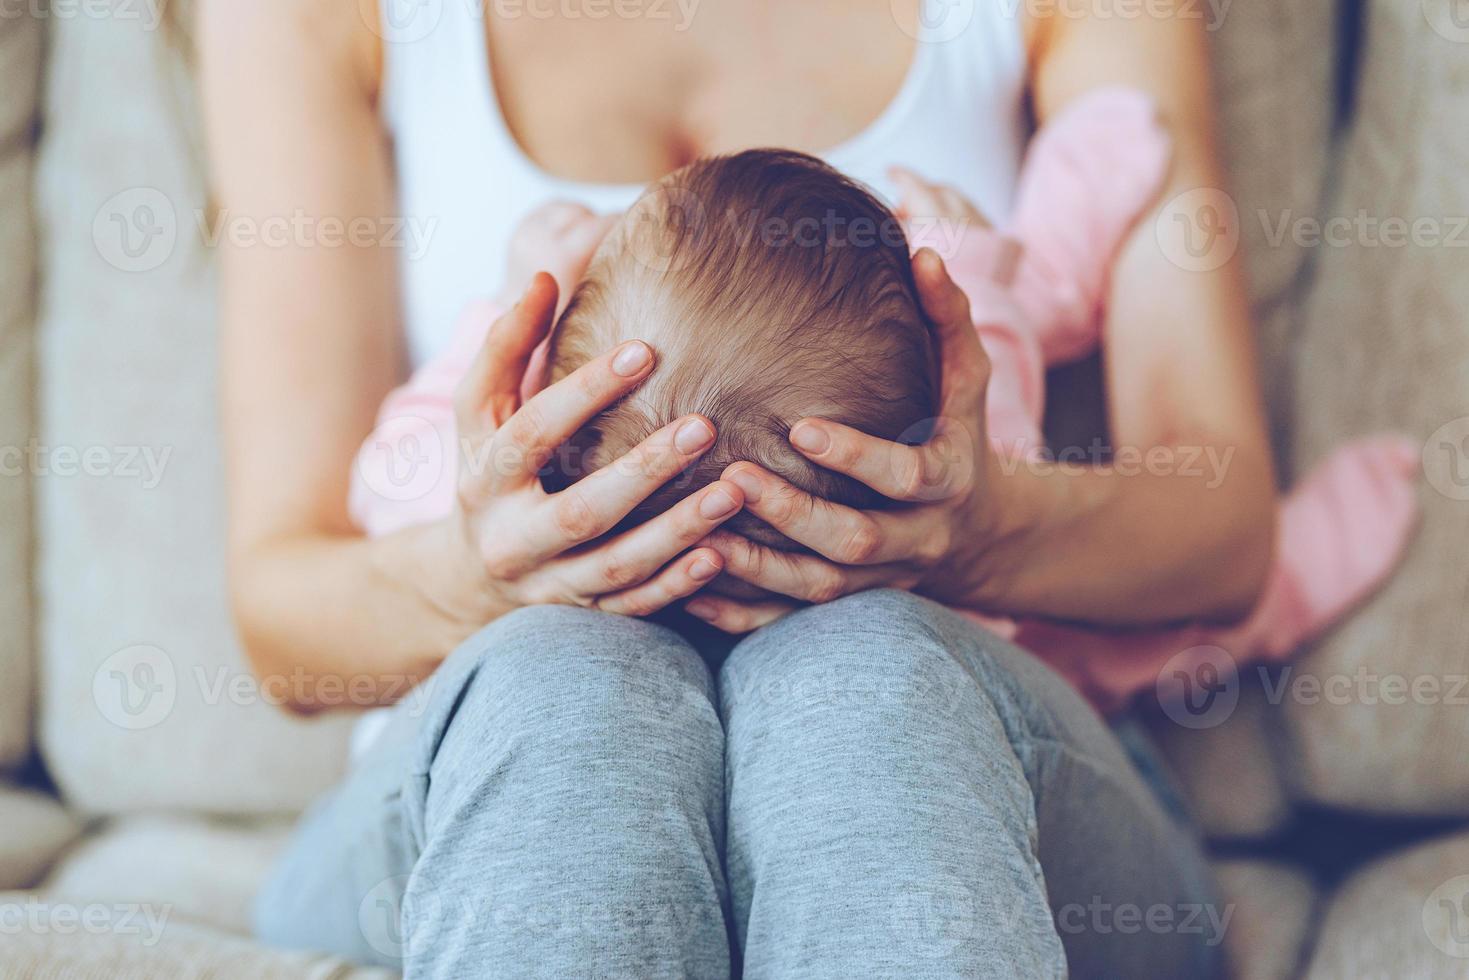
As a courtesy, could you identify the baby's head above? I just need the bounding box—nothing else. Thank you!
[546,149,939,549]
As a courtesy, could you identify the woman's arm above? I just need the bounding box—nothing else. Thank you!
[202,0,462,702]
[201,0,744,710]
[687,5,1274,630]
[985,2,1276,622]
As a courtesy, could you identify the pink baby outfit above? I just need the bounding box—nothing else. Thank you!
[351,88,1419,715]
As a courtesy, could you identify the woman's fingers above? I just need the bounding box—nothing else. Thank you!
[473,338,656,495]
[720,462,949,564]
[912,249,991,416]
[721,462,885,563]
[593,547,725,618]
[684,594,798,634]
[786,417,976,504]
[704,530,917,602]
[454,273,559,439]
[521,416,722,559]
[550,478,745,586]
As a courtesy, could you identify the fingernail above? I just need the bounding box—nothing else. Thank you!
[725,468,763,503]
[675,417,715,454]
[687,600,716,620]
[790,422,830,455]
[699,487,739,520]
[612,342,652,376]
[690,557,720,580]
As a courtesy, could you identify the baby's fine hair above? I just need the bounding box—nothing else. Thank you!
[547,149,939,549]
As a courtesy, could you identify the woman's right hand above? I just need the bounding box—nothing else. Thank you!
[439,272,747,625]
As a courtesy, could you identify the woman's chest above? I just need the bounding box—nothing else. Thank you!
[485,0,922,183]
[383,0,1032,365]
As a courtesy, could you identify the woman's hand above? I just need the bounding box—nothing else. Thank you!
[685,249,1009,633]
[440,273,748,625]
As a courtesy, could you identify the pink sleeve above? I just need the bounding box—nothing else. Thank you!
[348,299,505,537]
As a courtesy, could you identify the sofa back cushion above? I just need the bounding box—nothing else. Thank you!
[35,9,355,815]
[0,7,45,773]
[1282,0,1469,814]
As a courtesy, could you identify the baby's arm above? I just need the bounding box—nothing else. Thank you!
[890,170,1048,457]
[349,203,615,537]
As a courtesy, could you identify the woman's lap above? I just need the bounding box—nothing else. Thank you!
[255,591,1222,978]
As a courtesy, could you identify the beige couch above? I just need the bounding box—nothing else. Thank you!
[3,0,1468,976]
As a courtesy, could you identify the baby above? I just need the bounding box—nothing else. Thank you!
[352,88,1419,713]
[539,149,940,550]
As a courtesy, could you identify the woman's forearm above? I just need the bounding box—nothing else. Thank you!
[229,519,505,713]
[972,442,1275,626]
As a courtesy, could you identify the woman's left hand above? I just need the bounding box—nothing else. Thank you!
[685,248,1007,633]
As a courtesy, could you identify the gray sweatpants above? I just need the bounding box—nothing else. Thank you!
[254,589,1224,978]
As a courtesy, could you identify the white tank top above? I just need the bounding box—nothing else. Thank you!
[379,0,1031,366]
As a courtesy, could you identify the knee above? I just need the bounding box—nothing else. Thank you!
[748,587,952,650]
[424,604,721,770]
[719,589,978,727]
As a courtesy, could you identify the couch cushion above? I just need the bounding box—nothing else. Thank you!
[1283,0,1469,814]
[1209,0,1336,317]
[0,894,395,980]
[0,4,44,774]
[0,784,84,892]
[1145,672,1295,841]
[1306,828,1469,977]
[1214,858,1319,980]
[41,814,292,937]
[34,6,357,815]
